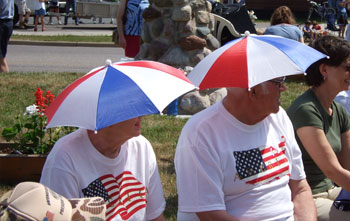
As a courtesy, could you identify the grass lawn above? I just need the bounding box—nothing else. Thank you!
[0,72,310,220]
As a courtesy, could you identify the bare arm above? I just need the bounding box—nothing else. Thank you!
[339,131,350,170]
[289,179,316,221]
[297,127,350,190]
[299,37,304,43]
[196,210,238,221]
[116,0,127,48]
[151,214,165,221]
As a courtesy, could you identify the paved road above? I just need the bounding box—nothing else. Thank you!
[7,44,124,73]
[8,17,124,73]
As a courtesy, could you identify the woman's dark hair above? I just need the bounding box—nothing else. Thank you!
[305,35,350,87]
[270,6,296,25]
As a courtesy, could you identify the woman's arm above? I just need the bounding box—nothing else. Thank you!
[299,37,304,43]
[196,210,238,221]
[339,130,350,170]
[297,126,350,190]
[116,0,127,49]
[151,214,165,221]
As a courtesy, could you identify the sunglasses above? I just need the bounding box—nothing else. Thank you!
[268,76,286,88]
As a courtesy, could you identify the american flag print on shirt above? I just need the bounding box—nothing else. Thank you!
[82,171,147,220]
[233,136,290,185]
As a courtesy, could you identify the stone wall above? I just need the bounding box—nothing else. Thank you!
[137,0,226,114]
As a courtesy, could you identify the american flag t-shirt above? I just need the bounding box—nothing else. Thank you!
[233,136,290,185]
[82,171,147,220]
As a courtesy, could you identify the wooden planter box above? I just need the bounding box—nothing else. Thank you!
[0,143,47,185]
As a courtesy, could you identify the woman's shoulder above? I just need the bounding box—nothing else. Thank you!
[287,90,316,115]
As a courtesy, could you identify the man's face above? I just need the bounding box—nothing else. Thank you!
[254,77,286,115]
[107,117,142,140]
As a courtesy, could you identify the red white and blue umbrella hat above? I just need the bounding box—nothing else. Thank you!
[45,60,196,131]
[188,32,328,90]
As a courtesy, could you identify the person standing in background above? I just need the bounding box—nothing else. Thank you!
[264,6,304,43]
[34,0,46,31]
[116,0,149,58]
[337,0,348,38]
[48,0,61,25]
[64,0,79,25]
[0,0,14,72]
[14,0,31,29]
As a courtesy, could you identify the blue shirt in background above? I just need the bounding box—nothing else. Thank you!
[124,0,149,36]
[0,0,14,19]
[264,24,303,42]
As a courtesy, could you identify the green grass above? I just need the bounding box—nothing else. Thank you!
[0,72,310,220]
[0,72,84,129]
[11,34,113,43]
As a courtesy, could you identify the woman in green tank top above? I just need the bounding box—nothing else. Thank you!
[287,35,350,221]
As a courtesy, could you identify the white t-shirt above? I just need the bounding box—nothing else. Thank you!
[345,24,350,42]
[40,129,165,221]
[175,101,306,220]
[335,90,350,116]
[34,0,45,10]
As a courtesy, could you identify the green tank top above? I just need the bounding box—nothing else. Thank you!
[287,89,350,194]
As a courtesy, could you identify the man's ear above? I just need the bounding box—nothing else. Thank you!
[248,87,257,100]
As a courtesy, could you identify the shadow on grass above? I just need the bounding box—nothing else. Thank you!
[164,194,178,220]
[159,157,176,174]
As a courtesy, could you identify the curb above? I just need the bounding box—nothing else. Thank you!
[9,39,118,47]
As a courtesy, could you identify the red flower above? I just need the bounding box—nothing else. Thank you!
[34,88,55,114]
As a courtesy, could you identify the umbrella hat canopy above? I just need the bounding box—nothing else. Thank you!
[188,34,328,90]
[45,60,196,131]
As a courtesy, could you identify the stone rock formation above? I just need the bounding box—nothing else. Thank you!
[137,0,224,115]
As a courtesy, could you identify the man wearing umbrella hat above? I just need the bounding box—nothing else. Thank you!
[38,60,197,221]
[175,80,317,220]
[40,117,166,221]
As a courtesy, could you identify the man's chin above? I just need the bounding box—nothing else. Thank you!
[272,105,280,114]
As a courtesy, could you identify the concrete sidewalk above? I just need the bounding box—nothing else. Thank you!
[9,20,269,47]
[10,20,335,47]
[10,17,116,47]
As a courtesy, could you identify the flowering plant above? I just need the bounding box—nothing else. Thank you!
[1,88,75,155]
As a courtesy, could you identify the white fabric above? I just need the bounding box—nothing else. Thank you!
[335,90,350,116]
[113,64,196,111]
[48,70,105,130]
[40,129,165,221]
[246,37,303,87]
[175,101,306,220]
[34,0,45,10]
[345,24,350,42]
